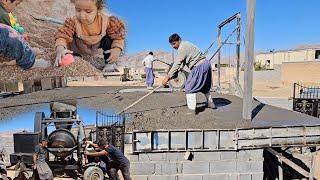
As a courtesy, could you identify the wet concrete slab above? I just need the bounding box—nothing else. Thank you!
[0,87,319,132]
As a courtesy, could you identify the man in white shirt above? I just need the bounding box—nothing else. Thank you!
[143,52,156,89]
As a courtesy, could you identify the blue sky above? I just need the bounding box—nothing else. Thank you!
[107,0,320,55]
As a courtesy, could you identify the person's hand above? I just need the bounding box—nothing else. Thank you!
[162,76,170,86]
[85,141,95,146]
[105,47,121,64]
[55,46,73,67]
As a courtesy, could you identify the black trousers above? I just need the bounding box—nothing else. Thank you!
[108,163,131,180]
[99,35,113,63]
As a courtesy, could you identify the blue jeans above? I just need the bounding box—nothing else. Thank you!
[0,23,35,69]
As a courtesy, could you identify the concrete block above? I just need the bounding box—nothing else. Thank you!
[220,151,237,160]
[193,152,220,161]
[131,162,155,175]
[126,154,139,162]
[239,174,252,180]
[210,161,237,173]
[237,161,251,173]
[148,175,177,180]
[203,174,237,180]
[177,175,203,180]
[166,152,186,162]
[155,163,161,175]
[249,149,264,160]
[131,175,148,180]
[139,153,166,161]
[238,149,264,161]
[252,173,264,180]
[237,150,250,161]
[155,162,182,175]
[250,161,264,173]
[182,162,210,174]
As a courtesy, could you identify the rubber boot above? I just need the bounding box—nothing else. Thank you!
[186,93,197,115]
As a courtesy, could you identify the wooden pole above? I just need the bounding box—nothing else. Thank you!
[243,0,256,120]
[279,160,284,180]
[117,85,162,114]
[267,148,310,178]
[236,14,241,81]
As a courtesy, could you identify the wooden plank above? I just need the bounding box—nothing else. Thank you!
[34,79,42,91]
[23,80,35,94]
[0,82,5,92]
[243,0,256,120]
[5,81,24,92]
[41,77,55,90]
[55,77,62,88]
[61,77,67,88]
[313,151,320,179]
[267,148,310,178]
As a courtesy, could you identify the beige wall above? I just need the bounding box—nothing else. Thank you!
[281,61,320,83]
[256,49,318,69]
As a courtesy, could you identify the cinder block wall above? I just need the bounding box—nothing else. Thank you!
[127,150,264,180]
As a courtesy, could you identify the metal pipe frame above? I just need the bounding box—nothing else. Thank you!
[216,12,241,88]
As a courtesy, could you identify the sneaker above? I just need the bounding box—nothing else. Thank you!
[147,86,153,90]
[206,101,217,109]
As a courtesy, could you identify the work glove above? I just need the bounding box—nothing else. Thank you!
[55,46,73,67]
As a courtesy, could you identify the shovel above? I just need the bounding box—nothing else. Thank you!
[117,85,162,114]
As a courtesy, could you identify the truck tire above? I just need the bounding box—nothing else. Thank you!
[83,166,104,180]
[169,70,189,90]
